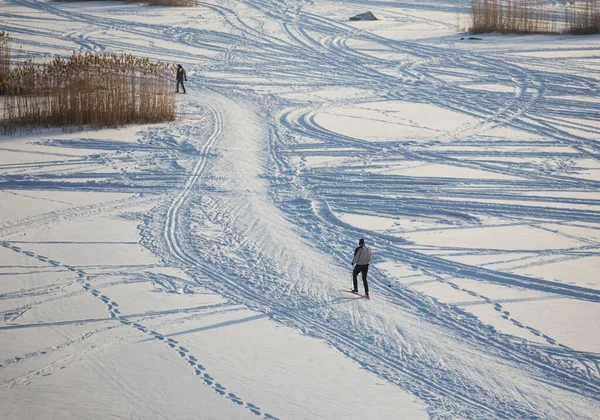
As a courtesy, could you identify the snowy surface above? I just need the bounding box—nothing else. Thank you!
[1,0,599,419]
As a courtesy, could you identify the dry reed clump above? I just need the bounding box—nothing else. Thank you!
[470,0,560,34]
[565,0,600,34]
[54,0,199,6]
[0,31,11,95]
[1,51,176,134]
[470,0,600,34]
[143,0,199,6]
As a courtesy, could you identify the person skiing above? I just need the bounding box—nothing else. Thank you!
[351,238,372,298]
[176,64,187,94]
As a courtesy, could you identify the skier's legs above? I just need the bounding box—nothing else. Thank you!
[352,265,361,291]
[177,80,184,92]
[361,265,369,295]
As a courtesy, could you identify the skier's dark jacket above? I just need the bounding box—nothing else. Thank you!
[176,65,187,82]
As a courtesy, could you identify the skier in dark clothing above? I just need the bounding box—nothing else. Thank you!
[176,64,187,94]
[351,238,372,298]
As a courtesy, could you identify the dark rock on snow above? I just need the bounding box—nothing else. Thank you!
[350,11,378,21]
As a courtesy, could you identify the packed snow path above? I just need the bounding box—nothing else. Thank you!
[1,0,599,419]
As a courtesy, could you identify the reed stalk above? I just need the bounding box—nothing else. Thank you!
[1,50,176,134]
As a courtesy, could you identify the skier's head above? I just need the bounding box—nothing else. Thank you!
[177,64,182,69]
[359,238,365,246]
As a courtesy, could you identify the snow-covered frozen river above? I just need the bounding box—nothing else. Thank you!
[1,0,599,418]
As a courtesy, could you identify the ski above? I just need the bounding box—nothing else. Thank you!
[342,290,370,299]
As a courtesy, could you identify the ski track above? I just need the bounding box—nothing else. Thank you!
[1,0,600,419]
[0,242,280,420]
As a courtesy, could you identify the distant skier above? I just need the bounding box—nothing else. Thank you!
[351,238,372,298]
[176,64,187,94]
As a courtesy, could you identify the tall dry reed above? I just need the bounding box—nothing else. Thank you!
[1,51,176,134]
[470,0,560,34]
[54,0,199,6]
[565,0,600,34]
[471,0,600,34]
[143,0,198,6]
[0,31,11,95]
